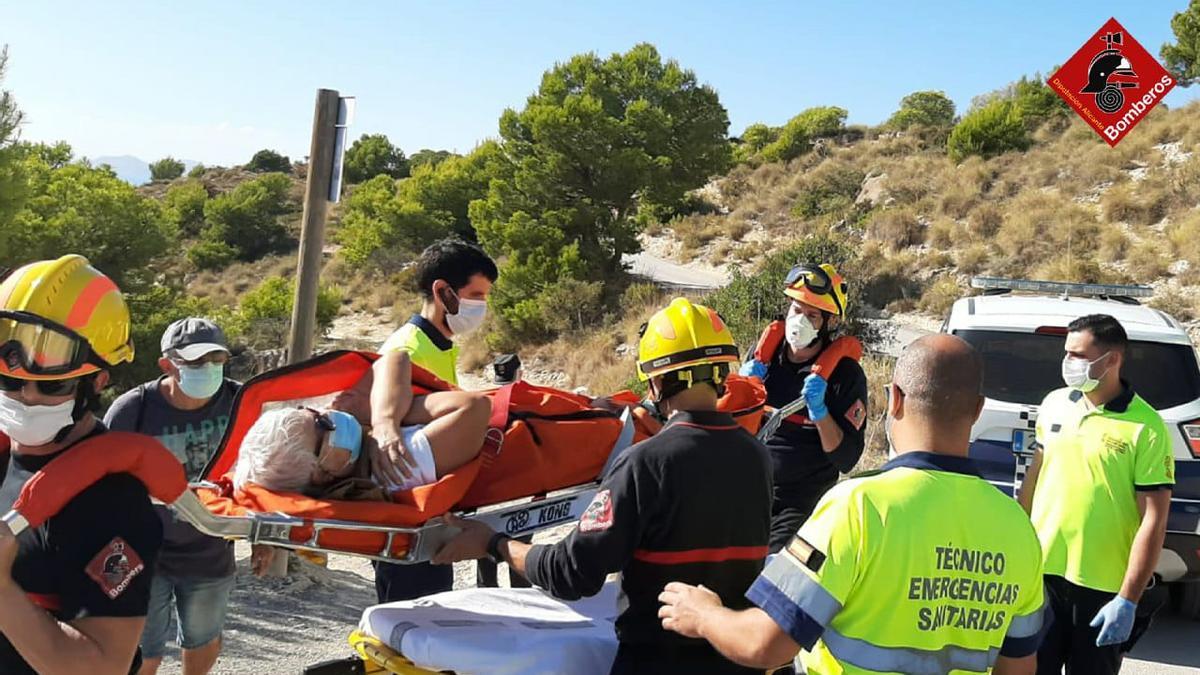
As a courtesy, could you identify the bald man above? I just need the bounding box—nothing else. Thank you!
[659,335,1051,675]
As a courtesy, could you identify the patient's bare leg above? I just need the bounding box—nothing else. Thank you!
[405,392,492,477]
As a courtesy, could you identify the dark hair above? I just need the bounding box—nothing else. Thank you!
[414,238,498,299]
[1067,314,1128,352]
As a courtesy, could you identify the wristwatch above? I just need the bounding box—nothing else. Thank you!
[486,531,513,564]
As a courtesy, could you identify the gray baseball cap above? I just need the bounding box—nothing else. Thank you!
[161,318,230,361]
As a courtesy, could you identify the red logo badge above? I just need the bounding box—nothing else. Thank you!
[844,399,867,431]
[579,489,614,533]
[1050,18,1176,146]
[85,537,145,600]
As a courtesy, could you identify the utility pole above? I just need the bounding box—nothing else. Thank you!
[288,88,340,365]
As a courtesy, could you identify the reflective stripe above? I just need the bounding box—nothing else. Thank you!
[1007,598,1047,639]
[823,628,999,674]
[761,552,842,626]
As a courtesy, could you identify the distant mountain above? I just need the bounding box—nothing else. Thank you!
[91,155,201,186]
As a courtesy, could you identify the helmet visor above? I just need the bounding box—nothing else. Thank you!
[0,311,91,375]
[784,264,833,296]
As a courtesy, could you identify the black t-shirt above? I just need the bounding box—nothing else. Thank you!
[0,425,163,675]
[526,410,772,674]
[762,343,869,513]
[104,377,239,578]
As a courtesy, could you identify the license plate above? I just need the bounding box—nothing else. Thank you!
[1011,429,1036,455]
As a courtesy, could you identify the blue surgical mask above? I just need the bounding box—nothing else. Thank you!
[177,363,224,400]
[325,410,363,462]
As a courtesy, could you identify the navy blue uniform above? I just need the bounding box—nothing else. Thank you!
[526,410,772,674]
[760,345,868,551]
[0,426,164,674]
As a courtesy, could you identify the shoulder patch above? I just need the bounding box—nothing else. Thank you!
[85,537,145,600]
[784,534,825,573]
[844,399,866,430]
[579,489,614,533]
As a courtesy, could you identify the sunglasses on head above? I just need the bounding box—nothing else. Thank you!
[0,373,82,397]
[301,406,335,432]
[784,264,834,296]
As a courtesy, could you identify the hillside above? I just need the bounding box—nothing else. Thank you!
[662,101,1200,329]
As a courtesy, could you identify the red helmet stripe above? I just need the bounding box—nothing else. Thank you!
[65,275,119,330]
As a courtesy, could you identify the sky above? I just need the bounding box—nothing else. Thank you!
[4,1,1197,166]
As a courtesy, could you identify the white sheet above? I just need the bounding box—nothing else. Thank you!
[359,582,621,675]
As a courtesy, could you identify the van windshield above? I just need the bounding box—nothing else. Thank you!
[953,329,1200,409]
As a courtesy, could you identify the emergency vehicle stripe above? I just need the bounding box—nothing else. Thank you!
[759,552,842,625]
[631,545,767,564]
[823,628,999,674]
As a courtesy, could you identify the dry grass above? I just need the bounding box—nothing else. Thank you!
[917,275,963,316]
[1150,288,1198,322]
[1102,182,1168,228]
[967,202,1003,239]
[1098,228,1130,263]
[1125,242,1170,283]
[1168,211,1200,268]
[956,244,992,275]
[188,254,296,308]
[865,207,924,250]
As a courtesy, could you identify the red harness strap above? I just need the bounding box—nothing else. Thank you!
[479,383,515,469]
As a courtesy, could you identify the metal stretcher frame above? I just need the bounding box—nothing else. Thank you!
[168,392,805,567]
[167,409,638,565]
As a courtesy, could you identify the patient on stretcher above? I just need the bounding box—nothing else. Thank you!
[232,351,490,499]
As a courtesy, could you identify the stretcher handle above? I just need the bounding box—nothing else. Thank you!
[2,432,188,536]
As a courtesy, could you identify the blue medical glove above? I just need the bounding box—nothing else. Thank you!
[802,373,829,422]
[1089,595,1136,647]
[739,359,768,380]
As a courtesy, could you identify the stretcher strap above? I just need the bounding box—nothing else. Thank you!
[480,383,515,470]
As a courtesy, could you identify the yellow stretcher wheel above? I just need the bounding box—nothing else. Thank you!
[348,630,449,675]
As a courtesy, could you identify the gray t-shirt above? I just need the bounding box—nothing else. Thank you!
[104,376,240,578]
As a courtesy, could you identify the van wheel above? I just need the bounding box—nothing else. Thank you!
[1174,581,1200,621]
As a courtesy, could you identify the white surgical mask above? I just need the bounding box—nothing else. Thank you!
[0,396,76,447]
[176,363,224,400]
[1061,353,1111,393]
[446,298,488,335]
[786,313,819,352]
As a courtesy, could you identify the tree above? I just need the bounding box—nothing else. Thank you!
[887,91,956,129]
[201,172,293,261]
[0,46,26,230]
[970,73,1068,129]
[187,163,206,178]
[343,133,409,183]
[162,179,209,235]
[246,149,292,173]
[4,155,175,290]
[1162,1,1200,86]
[473,43,731,343]
[149,156,185,181]
[336,174,454,270]
[238,275,342,348]
[409,149,454,170]
[947,99,1030,162]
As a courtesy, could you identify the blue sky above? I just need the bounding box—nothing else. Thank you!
[4,1,1196,165]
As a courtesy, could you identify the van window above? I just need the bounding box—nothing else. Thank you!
[953,329,1200,409]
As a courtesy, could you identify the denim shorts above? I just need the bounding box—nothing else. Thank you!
[140,572,236,659]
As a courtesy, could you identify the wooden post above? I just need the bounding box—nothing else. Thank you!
[288,88,340,365]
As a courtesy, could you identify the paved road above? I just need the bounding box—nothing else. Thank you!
[1124,610,1200,674]
[623,251,729,289]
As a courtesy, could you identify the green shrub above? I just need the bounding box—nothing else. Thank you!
[760,107,847,163]
[887,90,956,131]
[187,239,238,271]
[187,164,206,179]
[947,100,1030,162]
[163,179,209,236]
[203,172,293,260]
[337,174,455,271]
[246,149,291,174]
[149,156,185,181]
[237,275,342,348]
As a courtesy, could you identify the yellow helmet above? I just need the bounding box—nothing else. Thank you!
[783,263,848,317]
[0,255,134,381]
[637,298,739,383]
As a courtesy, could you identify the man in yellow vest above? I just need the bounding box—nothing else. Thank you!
[372,238,499,603]
[1019,314,1173,675]
[659,334,1049,675]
